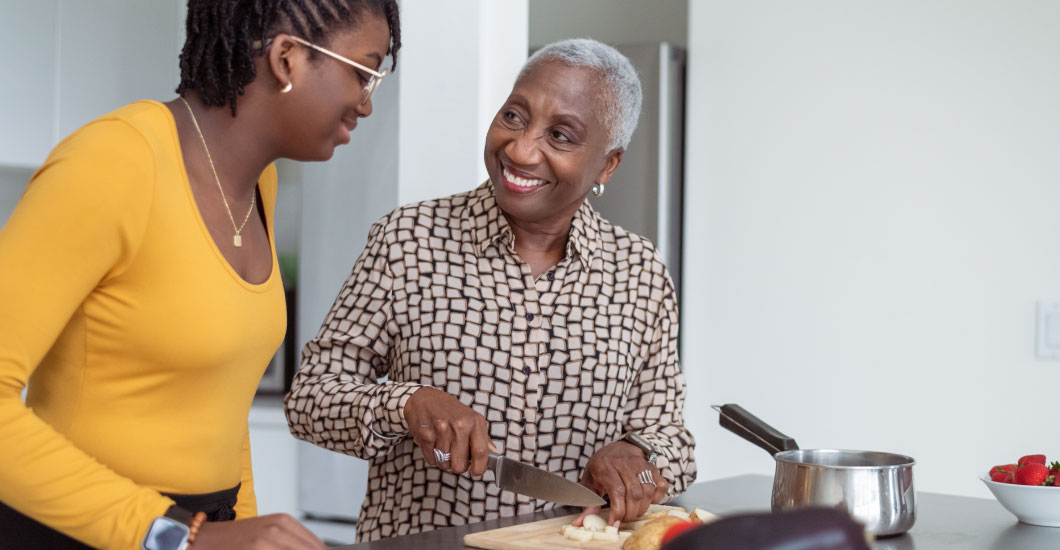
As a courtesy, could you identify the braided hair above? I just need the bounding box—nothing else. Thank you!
[176,0,401,116]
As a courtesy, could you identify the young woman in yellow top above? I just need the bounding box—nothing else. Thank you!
[0,1,399,548]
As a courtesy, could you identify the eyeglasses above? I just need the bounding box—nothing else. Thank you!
[257,36,388,105]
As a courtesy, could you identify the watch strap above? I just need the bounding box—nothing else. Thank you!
[623,432,660,465]
[163,505,194,525]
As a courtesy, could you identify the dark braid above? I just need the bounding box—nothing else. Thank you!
[176,0,401,116]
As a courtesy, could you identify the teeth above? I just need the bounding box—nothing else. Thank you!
[504,167,545,188]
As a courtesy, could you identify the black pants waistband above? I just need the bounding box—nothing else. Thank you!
[164,483,241,522]
[0,484,240,550]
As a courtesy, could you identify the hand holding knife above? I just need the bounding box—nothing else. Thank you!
[405,387,660,513]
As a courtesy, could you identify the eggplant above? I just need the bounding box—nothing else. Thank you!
[661,507,871,550]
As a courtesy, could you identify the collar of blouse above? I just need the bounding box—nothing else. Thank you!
[464,181,602,263]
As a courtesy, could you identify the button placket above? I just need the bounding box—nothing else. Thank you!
[532,261,567,407]
[520,282,545,424]
[524,287,542,328]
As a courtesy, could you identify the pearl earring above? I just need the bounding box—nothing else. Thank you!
[281,82,293,93]
[592,183,605,197]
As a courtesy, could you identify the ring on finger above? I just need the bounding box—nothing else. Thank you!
[638,469,656,486]
[433,448,451,464]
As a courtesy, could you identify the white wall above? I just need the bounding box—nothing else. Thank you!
[478,1,531,182]
[683,0,1060,498]
[529,0,687,48]
[396,0,528,205]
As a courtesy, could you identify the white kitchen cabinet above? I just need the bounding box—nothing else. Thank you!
[0,167,33,225]
[248,400,300,518]
[56,0,184,140]
[0,0,184,168]
[0,0,59,168]
[248,400,359,545]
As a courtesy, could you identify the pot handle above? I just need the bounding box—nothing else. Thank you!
[712,404,799,456]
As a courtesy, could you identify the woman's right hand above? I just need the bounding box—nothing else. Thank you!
[404,386,494,476]
[194,514,326,550]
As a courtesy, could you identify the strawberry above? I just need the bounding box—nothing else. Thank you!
[1049,461,1060,477]
[1014,463,1050,486]
[1018,454,1046,466]
[990,464,1016,476]
[990,470,1014,483]
[989,464,1017,483]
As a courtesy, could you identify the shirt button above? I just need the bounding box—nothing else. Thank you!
[546,272,555,281]
[523,366,531,375]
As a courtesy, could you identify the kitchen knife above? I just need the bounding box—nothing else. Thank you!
[487,452,606,507]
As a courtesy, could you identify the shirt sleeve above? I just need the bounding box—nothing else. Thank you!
[0,119,175,549]
[284,218,425,460]
[234,424,258,519]
[622,255,697,500]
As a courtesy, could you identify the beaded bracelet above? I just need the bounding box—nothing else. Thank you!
[187,512,208,545]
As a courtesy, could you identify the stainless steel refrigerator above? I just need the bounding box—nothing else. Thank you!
[590,42,686,296]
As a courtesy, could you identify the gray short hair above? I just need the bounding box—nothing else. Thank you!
[519,38,642,152]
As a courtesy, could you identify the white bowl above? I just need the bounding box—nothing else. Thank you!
[980,473,1060,527]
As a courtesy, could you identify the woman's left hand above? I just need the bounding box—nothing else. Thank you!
[575,440,669,526]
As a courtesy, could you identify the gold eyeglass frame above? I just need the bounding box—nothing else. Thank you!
[256,35,388,104]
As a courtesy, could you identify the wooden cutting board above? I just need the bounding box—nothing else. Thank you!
[463,505,696,550]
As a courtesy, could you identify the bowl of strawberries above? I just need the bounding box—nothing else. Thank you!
[980,454,1060,527]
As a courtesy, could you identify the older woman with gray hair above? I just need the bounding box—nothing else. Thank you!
[284,38,697,541]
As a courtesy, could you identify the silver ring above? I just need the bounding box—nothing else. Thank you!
[638,469,656,486]
[433,448,451,463]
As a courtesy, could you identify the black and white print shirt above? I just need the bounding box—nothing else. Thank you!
[284,182,696,542]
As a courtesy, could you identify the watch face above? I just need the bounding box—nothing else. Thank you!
[143,517,189,550]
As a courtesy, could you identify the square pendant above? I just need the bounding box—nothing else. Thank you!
[233,234,242,247]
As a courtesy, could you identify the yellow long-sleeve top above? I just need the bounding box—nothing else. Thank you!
[0,101,286,549]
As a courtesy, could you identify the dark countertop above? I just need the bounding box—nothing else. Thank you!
[331,474,1060,549]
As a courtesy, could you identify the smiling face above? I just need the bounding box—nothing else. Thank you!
[484,61,623,230]
[272,12,391,161]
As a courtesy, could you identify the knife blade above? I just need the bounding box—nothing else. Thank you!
[487,452,606,507]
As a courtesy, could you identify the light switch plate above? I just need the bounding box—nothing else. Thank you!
[1037,301,1060,360]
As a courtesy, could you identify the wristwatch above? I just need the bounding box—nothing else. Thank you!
[623,432,660,465]
[142,507,192,550]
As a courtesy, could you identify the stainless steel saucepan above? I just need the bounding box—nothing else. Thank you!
[714,403,917,536]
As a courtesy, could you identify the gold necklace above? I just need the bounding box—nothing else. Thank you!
[179,96,256,248]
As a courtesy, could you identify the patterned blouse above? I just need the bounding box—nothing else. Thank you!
[284,182,696,542]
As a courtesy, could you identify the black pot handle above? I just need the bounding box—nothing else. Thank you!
[713,404,799,456]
